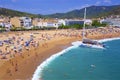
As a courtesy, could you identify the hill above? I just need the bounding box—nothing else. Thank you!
[0,5,120,18]
[45,5,120,18]
[0,7,39,18]
[108,6,120,15]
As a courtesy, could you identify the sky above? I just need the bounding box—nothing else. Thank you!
[0,0,120,14]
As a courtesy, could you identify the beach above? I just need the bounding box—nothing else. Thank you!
[0,27,120,80]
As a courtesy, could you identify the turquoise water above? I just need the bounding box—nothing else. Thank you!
[41,40,120,80]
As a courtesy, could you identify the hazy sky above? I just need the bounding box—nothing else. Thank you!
[0,0,119,14]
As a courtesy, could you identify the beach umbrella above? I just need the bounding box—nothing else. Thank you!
[0,41,3,46]
[1,54,7,59]
[10,45,14,49]
[18,45,22,52]
[25,41,30,47]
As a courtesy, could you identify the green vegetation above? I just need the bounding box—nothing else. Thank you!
[0,7,40,18]
[10,26,57,31]
[58,24,84,29]
[58,24,69,29]
[58,20,107,29]
[0,27,6,32]
[31,26,57,30]
[92,20,107,27]
[10,27,26,31]
[0,26,3,28]
[45,5,120,18]
[108,6,120,15]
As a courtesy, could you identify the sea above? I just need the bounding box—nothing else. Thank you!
[32,38,120,80]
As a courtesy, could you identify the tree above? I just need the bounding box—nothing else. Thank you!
[92,20,107,27]
[58,24,69,29]
[92,20,101,27]
[71,24,83,29]
[0,26,3,28]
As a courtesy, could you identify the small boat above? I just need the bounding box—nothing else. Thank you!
[80,8,105,49]
[80,38,105,48]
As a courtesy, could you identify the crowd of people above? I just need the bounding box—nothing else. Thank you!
[0,27,120,60]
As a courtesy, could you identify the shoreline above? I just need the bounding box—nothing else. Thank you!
[32,45,78,80]
[0,28,120,80]
[32,37,120,80]
[0,36,79,79]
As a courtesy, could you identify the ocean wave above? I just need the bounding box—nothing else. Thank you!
[72,37,120,49]
[98,37,120,43]
[32,46,77,80]
[72,41,104,49]
[71,41,82,47]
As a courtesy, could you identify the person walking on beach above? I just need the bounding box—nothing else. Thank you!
[7,68,12,76]
[15,61,18,72]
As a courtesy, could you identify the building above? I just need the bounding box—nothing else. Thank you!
[32,18,60,28]
[10,17,21,27]
[0,17,11,30]
[10,17,32,28]
[85,19,92,25]
[20,17,32,28]
[101,18,120,27]
[32,18,40,27]
[58,19,92,26]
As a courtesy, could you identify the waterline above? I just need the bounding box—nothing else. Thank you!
[32,46,77,80]
[32,37,120,80]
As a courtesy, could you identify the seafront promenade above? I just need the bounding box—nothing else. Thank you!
[0,27,120,79]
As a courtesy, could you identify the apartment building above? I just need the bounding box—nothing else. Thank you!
[101,18,120,27]
[32,18,60,28]
[10,17,32,28]
[0,17,11,30]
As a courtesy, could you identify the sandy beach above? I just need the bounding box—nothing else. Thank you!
[0,27,120,80]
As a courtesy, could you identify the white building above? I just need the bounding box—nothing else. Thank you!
[32,18,60,28]
[85,19,92,25]
[19,17,32,29]
[37,22,60,28]
[58,19,67,25]
[100,18,120,27]
[4,23,12,31]
[58,19,92,26]
[0,22,12,31]
[0,23,4,27]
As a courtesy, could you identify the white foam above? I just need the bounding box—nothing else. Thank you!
[71,41,82,47]
[98,37,120,43]
[89,44,104,49]
[72,37,120,49]
[32,46,77,80]
[72,41,104,49]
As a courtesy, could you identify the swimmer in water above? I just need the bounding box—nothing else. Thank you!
[90,64,96,68]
